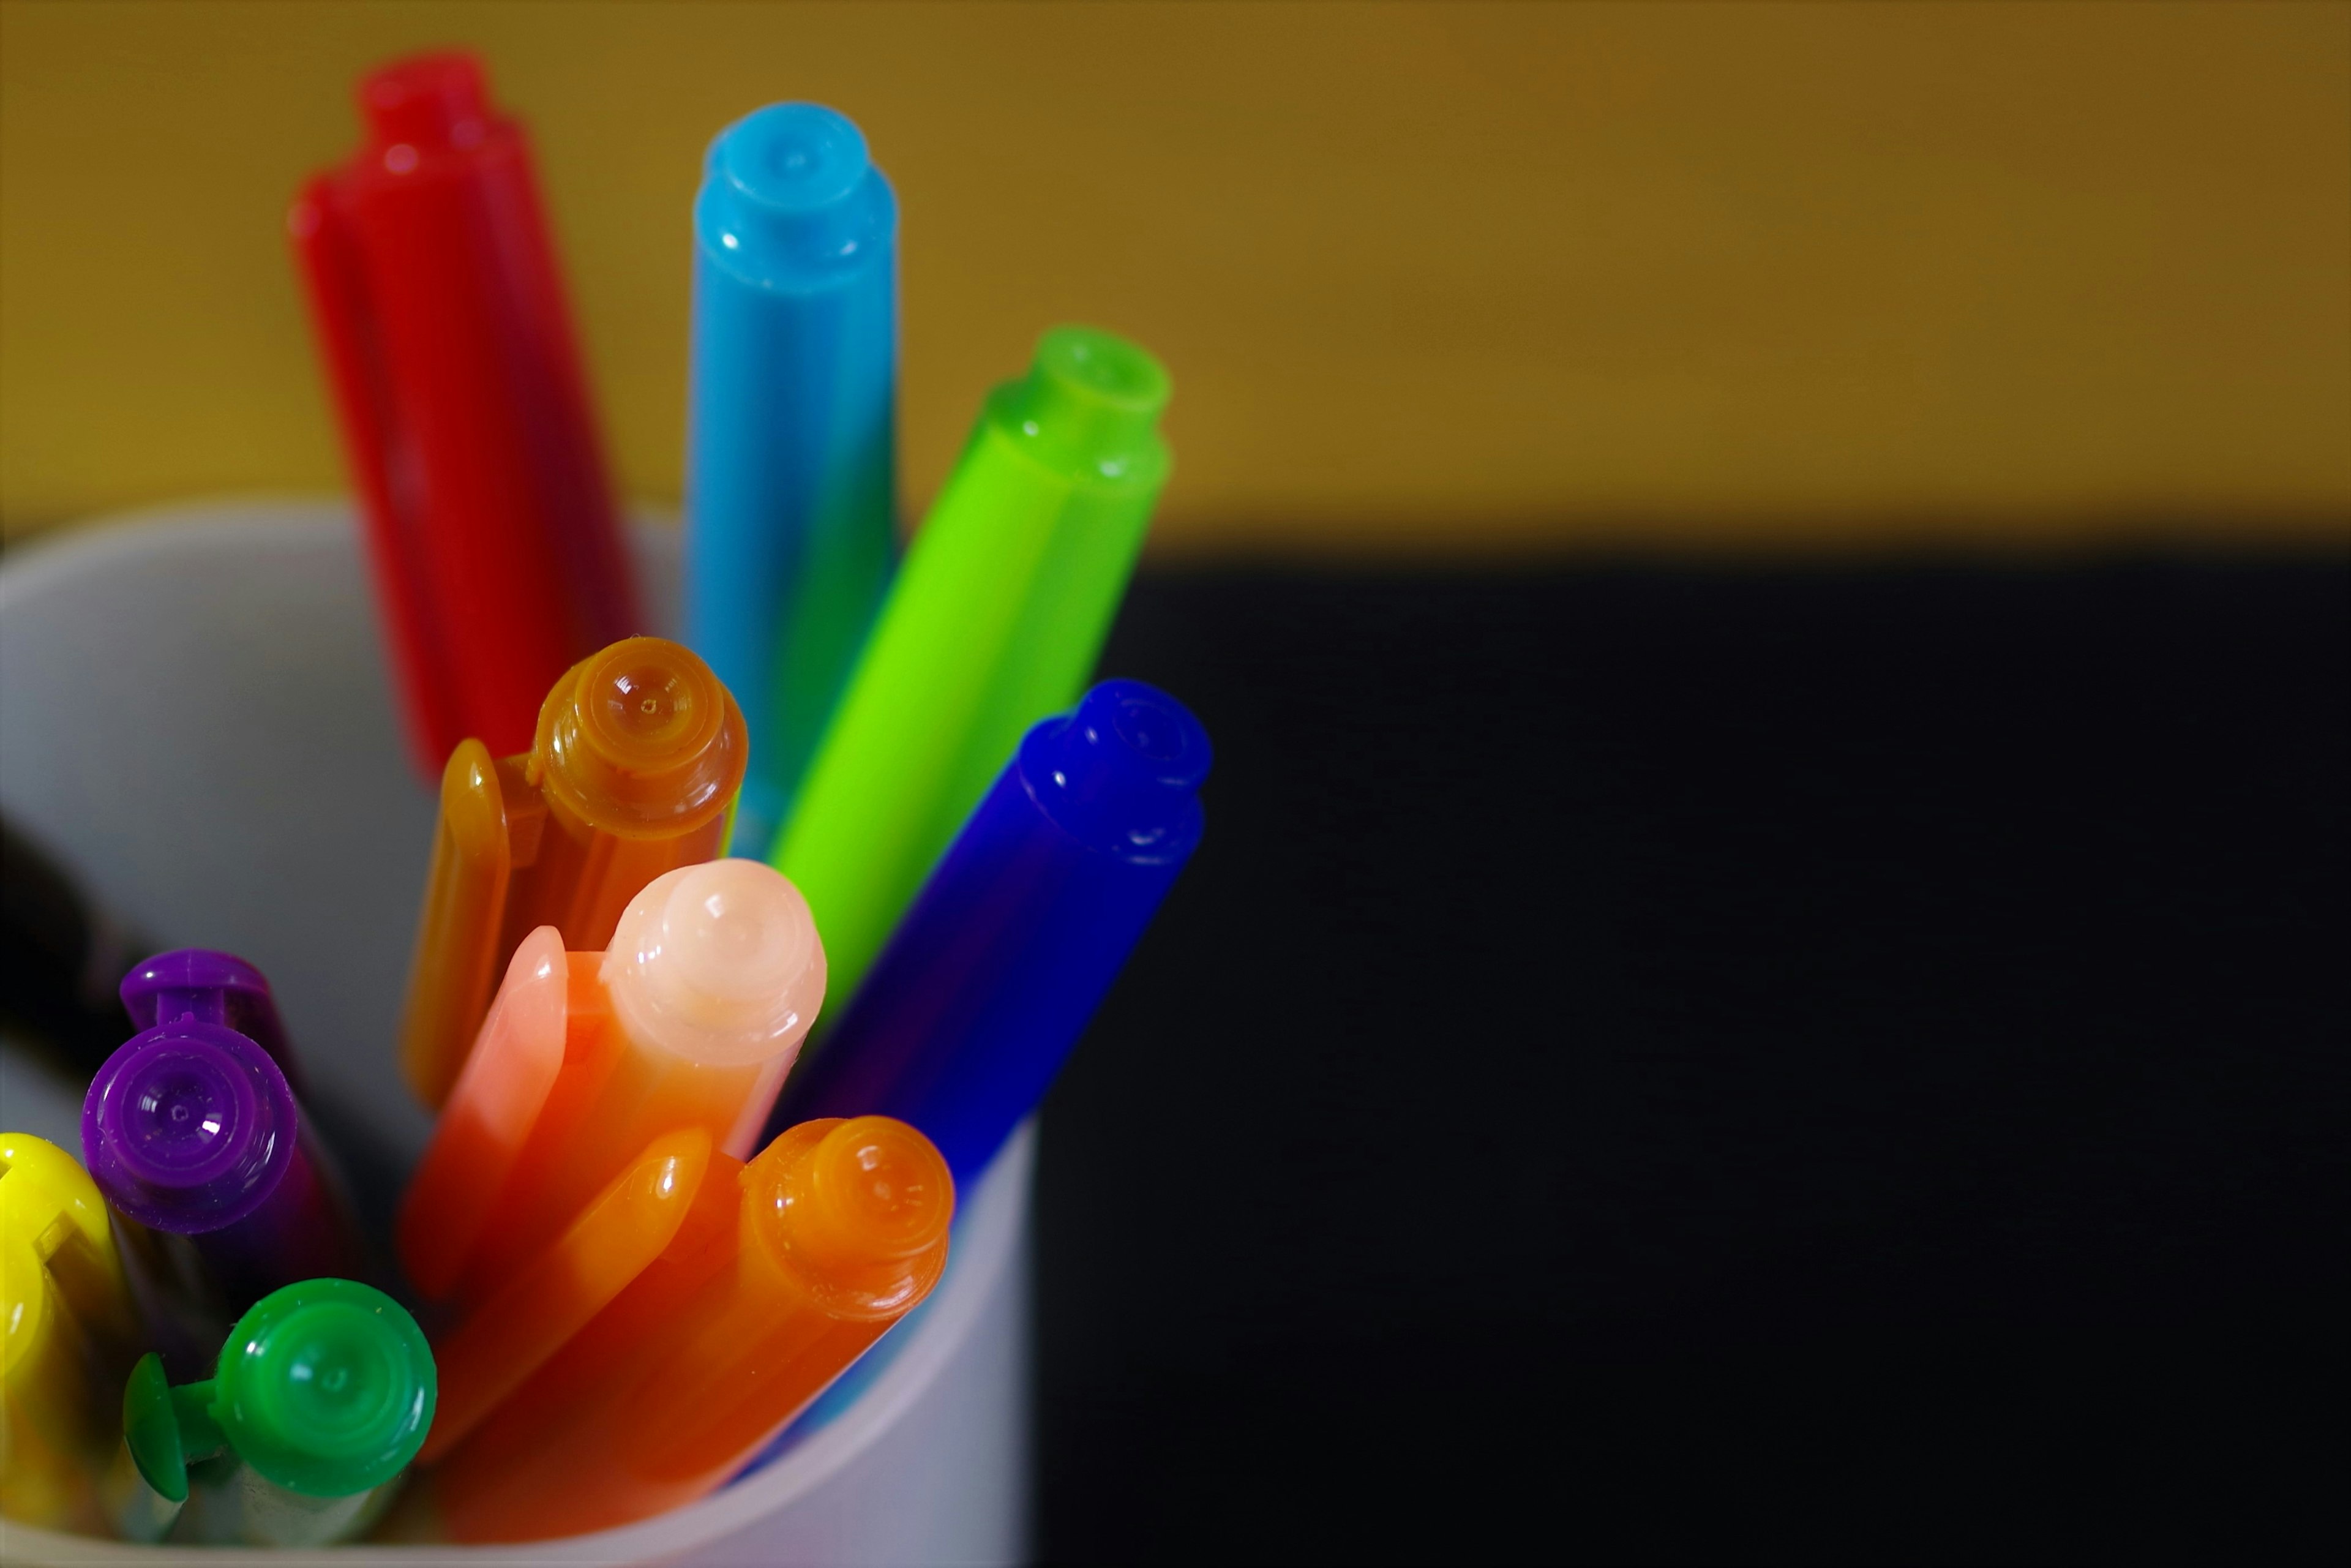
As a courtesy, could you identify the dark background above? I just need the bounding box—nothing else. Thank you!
[1034,555,2349,1564]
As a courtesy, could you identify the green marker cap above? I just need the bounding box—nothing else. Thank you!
[991,326,1171,489]
[212,1278,436,1498]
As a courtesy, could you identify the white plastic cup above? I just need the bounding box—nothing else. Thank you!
[0,501,1030,1566]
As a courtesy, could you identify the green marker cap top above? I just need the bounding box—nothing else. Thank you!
[213,1278,436,1498]
[992,326,1171,489]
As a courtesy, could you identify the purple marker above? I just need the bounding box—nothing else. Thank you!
[82,972,362,1341]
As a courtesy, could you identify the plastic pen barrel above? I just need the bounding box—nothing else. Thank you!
[773,326,1173,1012]
[437,1116,951,1543]
[686,103,898,858]
[399,635,748,1109]
[289,51,639,775]
[772,680,1209,1186]
[1,1133,138,1532]
[397,859,823,1311]
[81,1019,363,1335]
[105,1280,435,1547]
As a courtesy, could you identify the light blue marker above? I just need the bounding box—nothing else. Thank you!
[685,103,898,857]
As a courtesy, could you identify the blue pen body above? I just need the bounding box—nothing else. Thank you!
[685,103,899,857]
[770,680,1210,1187]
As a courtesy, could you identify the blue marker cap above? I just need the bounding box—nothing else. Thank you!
[697,103,889,284]
[1022,681,1212,858]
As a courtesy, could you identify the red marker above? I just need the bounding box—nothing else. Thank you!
[290,51,640,772]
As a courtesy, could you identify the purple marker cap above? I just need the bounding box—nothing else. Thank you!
[120,948,302,1091]
[82,1020,299,1234]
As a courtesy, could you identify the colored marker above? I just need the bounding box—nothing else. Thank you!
[290,51,640,776]
[686,102,899,858]
[1,1133,138,1532]
[399,635,748,1109]
[81,1003,365,1332]
[771,680,1209,1187]
[397,860,823,1312]
[103,1280,434,1547]
[434,1116,951,1542]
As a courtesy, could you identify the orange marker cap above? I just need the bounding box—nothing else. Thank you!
[534,636,744,836]
[759,1115,955,1294]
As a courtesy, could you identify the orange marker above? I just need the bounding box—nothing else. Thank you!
[400,635,748,1109]
[433,1116,952,1543]
[397,858,823,1311]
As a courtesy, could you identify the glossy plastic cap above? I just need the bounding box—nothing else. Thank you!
[740,1114,953,1317]
[359,52,495,154]
[994,327,1172,487]
[803,1117,953,1265]
[81,1024,296,1233]
[214,1280,435,1498]
[535,637,748,837]
[603,860,826,1067]
[698,103,895,287]
[1023,680,1212,861]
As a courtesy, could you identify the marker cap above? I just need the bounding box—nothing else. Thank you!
[792,1116,954,1269]
[358,51,495,156]
[751,1116,953,1314]
[82,1023,297,1233]
[697,103,896,289]
[1022,680,1212,861]
[992,327,1172,489]
[536,636,748,837]
[603,860,825,1067]
[212,1279,435,1498]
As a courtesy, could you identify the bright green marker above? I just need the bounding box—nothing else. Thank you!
[103,1279,436,1547]
[772,326,1172,1013]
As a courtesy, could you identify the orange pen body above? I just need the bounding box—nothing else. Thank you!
[435,1117,953,1544]
[399,636,748,1109]
[397,860,824,1313]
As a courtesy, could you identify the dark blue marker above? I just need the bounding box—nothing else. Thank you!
[768,680,1210,1185]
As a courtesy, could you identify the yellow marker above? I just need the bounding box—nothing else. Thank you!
[1,1133,138,1531]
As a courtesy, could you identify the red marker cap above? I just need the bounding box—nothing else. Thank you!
[290,52,641,772]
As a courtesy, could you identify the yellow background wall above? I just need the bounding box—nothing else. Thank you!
[3,1,2346,557]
